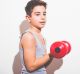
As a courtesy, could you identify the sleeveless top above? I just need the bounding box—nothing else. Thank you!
[19,30,47,74]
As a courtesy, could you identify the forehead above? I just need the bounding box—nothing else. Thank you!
[32,5,46,13]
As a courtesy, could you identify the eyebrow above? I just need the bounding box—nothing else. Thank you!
[34,12,46,14]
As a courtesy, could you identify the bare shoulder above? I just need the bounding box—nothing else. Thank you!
[21,32,36,46]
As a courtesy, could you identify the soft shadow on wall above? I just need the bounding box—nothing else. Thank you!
[46,58,63,74]
[12,20,30,74]
[12,52,22,74]
[12,20,63,74]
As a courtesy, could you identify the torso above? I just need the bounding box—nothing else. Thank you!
[19,29,47,74]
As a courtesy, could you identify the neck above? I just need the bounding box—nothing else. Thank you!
[29,25,41,34]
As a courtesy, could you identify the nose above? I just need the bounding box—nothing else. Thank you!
[41,14,45,20]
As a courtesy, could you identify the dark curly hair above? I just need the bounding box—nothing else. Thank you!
[25,0,47,16]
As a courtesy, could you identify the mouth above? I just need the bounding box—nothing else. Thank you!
[39,21,45,24]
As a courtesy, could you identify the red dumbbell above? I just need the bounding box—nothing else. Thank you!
[50,41,67,58]
[61,41,71,54]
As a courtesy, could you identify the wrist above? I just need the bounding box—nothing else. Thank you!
[48,53,53,60]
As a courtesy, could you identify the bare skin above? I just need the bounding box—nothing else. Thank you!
[21,6,51,72]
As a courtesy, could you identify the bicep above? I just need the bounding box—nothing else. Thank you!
[21,33,36,67]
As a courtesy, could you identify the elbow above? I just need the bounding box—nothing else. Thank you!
[27,67,35,72]
[26,65,36,72]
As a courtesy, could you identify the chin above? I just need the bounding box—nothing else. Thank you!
[38,26,44,30]
[37,24,45,29]
[41,25,45,28]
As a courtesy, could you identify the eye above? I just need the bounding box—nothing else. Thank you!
[43,13,46,16]
[36,14,40,16]
[43,12,46,16]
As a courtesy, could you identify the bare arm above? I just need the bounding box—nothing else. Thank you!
[21,33,50,72]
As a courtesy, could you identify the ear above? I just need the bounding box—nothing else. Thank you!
[25,15,31,23]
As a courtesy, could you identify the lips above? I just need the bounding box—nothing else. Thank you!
[40,21,45,24]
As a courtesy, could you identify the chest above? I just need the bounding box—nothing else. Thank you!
[36,34,45,46]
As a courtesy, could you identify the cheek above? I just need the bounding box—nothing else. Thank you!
[32,17,39,23]
[31,18,38,24]
[34,16,39,21]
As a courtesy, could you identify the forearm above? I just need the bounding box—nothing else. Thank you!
[26,54,51,72]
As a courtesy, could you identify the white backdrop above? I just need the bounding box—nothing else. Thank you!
[0,0,80,74]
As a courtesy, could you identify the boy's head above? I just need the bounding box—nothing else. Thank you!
[25,0,47,16]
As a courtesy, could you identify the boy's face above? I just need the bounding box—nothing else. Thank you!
[27,5,46,29]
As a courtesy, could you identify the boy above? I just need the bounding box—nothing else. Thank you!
[20,0,53,74]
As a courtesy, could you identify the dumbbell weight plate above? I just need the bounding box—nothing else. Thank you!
[50,41,67,58]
